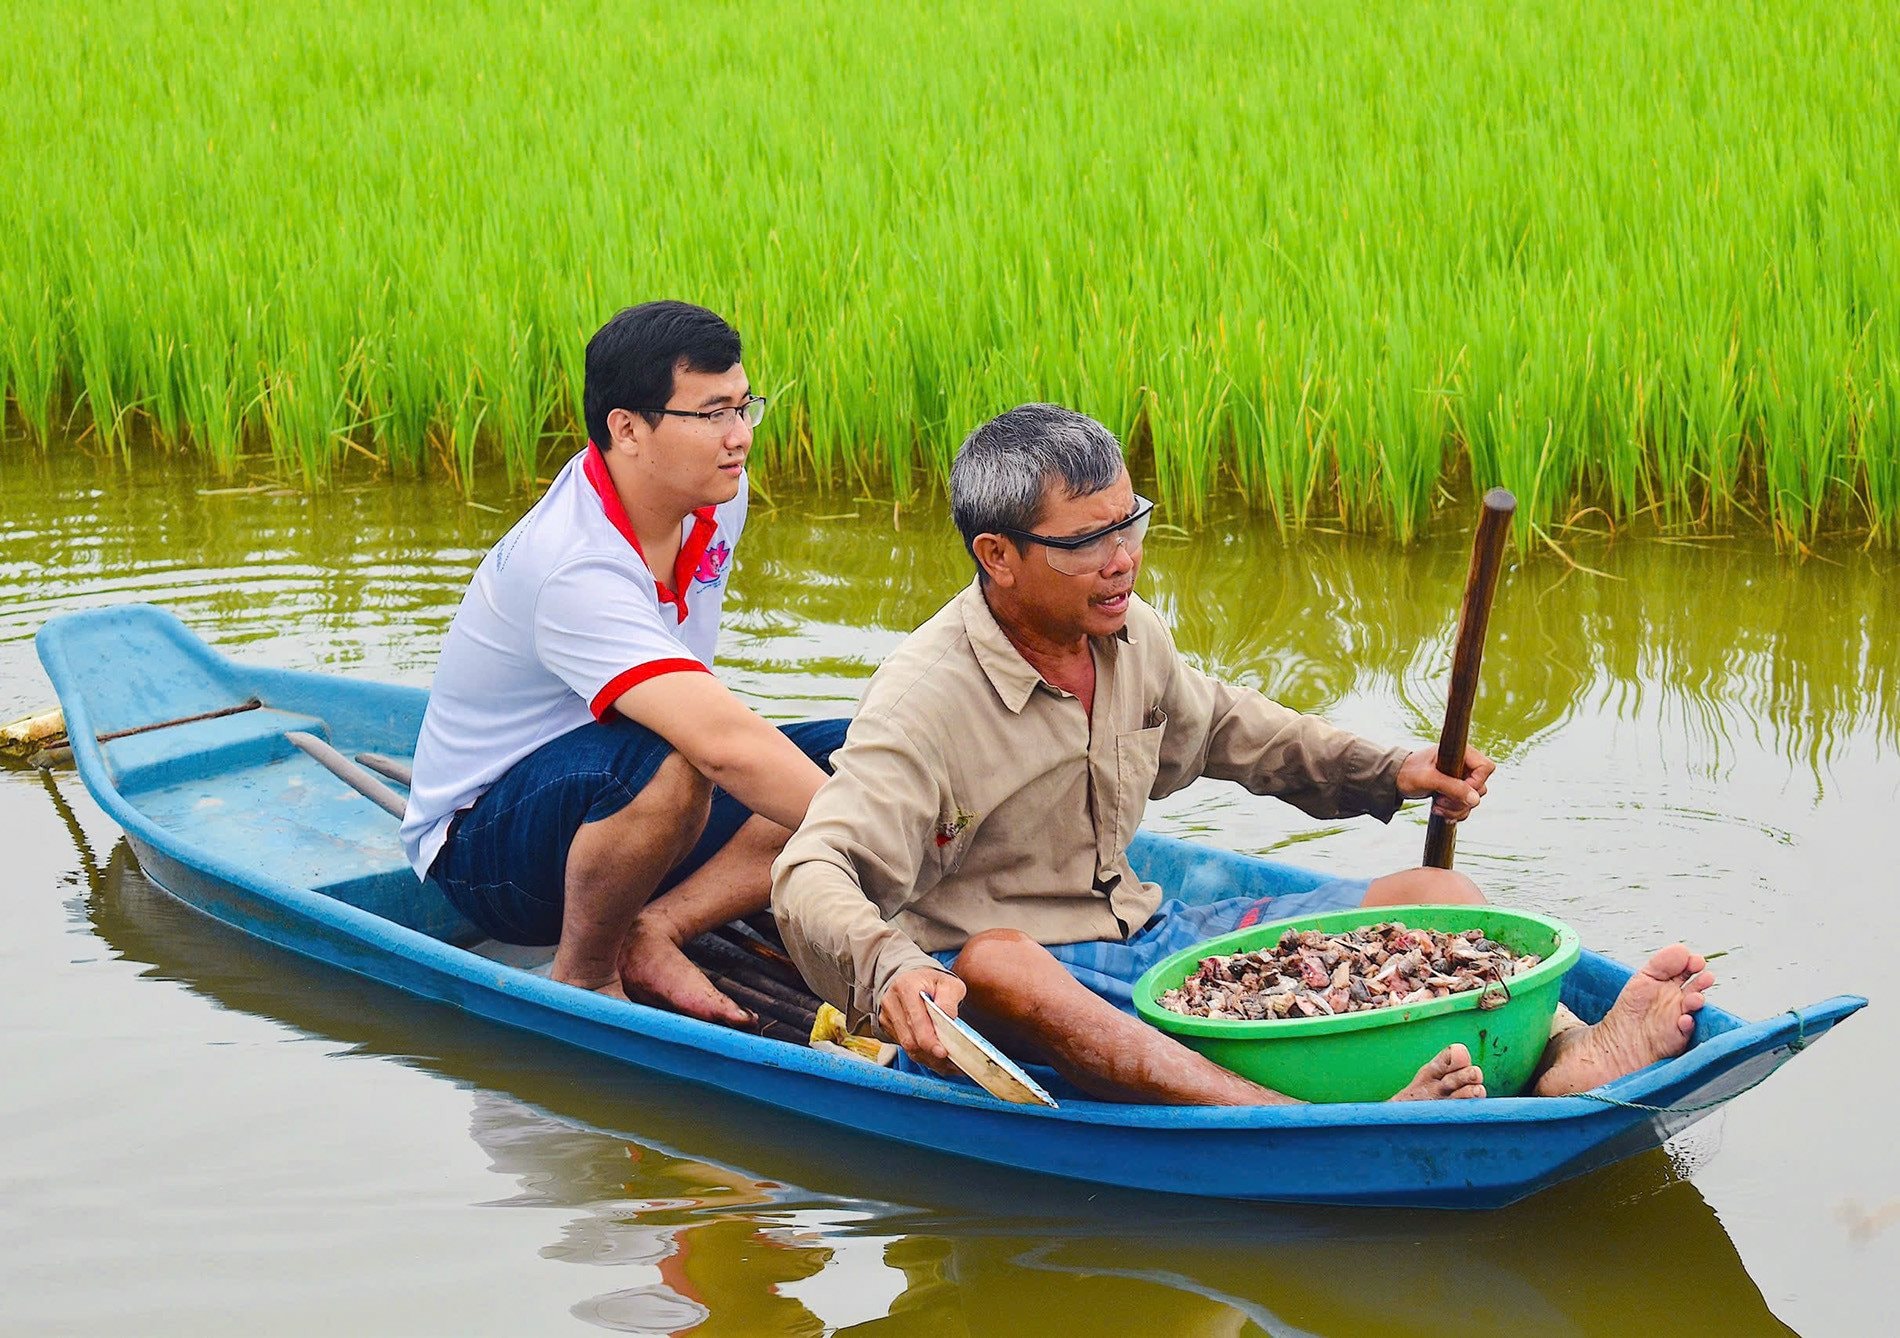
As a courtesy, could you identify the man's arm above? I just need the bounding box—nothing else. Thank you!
[530,556,830,831]
[770,710,962,1063]
[611,671,826,831]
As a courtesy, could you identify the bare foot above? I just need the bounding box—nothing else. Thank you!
[1391,1043,1487,1101]
[547,957,633,1001]
[1532,944,1714,1096]
[619,920,754,1027]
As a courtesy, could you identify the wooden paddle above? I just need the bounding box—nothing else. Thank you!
[922,994,1058,1107]
[1423,488,1516,870]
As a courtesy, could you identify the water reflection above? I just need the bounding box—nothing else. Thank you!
[71,819,1791,1337]
[5,443,1892,786]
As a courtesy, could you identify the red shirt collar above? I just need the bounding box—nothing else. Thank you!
[583,445,718,624]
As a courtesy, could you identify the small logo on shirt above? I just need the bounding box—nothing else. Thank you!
[694,540,731,586]
[935,807,976,848]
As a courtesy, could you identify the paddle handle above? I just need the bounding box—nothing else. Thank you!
[1423,489,1515,870]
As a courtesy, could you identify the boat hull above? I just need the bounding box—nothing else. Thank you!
[41,604,1864,1208]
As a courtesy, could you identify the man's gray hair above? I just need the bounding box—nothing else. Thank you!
[949,404,1126,561]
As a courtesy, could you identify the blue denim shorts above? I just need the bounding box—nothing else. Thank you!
[429,716,850,944]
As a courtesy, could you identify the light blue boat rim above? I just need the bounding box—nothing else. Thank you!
[34,603,1867,1201]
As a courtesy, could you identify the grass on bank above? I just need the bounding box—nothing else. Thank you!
[1,0,1895,546]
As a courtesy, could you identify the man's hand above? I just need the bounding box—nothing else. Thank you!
[1396,745,1495,821]
[879,968,968,1076]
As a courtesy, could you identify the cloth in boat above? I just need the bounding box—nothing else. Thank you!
[926,877,1369,1015]
[773,578,1411,1028]
[403,445,746,882]
[432,716,849,944]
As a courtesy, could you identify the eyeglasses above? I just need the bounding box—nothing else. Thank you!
[1001,495,1154,575]
[629,394,768,431]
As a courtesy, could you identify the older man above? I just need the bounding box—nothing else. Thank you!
[772,404,1714,1105]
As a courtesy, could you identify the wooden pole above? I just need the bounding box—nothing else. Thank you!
[1423,489,1516,870]
[100,698,263,743]
[355,752,414,787]
[700,968,820,1036]
[709,922,804,983]
[684,935,822,1015]
[286,731,408,820]
[6,698,266,757]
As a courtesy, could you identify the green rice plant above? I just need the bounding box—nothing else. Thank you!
[0,0,1894,542]
[1671,321,1748,528]
[1357,310,1455,543]
[0,273,64,445]
[1849,353,1897,543]
[480,330,560,484]
[1144,338,1232,521]
[256,336,349,487]
[436,369,490,493]
[178,336,244,474]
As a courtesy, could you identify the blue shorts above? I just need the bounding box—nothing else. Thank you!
[930,876,1370,1015]
[430,716,850,944]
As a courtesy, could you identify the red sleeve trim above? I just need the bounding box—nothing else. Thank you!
[589,658,712,720]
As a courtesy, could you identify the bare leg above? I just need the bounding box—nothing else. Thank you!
[621,814,792,1026]
[1531,944,1715,1095]
[952,930,1485,1106]
[552,753,710,999]
[1361,866,1486,907]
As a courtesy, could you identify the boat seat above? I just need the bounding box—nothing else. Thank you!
[104,706,329,796]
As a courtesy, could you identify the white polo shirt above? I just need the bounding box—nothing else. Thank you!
[402,445,746,879]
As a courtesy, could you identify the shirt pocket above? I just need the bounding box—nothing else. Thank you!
[1113,710,1167,850]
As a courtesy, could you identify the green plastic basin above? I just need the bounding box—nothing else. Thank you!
[1133,904,1581,1103]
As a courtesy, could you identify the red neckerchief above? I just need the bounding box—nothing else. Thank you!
[583,445,717,624]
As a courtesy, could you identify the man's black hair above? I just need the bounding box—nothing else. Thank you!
[583,301,742,449]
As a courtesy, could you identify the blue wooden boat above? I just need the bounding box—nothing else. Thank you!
[36,603,1864,1209]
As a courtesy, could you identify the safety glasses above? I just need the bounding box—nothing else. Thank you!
[1002,495,1154,575]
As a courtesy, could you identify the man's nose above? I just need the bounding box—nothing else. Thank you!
[726,418,753,450]
[1103,538,1138,576]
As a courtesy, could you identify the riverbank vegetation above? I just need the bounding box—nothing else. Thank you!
[2,1,1894,545]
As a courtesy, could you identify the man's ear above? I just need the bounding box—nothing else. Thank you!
[971,533,1018,588]
[605,407,650,454]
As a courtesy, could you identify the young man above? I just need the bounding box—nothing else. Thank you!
[772,404,1715,1105]
[403,302,843,1024]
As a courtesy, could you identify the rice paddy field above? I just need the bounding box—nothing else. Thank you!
[3,0,1896,545]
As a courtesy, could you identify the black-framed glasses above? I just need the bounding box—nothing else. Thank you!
[1001,495,1154,575]
[629,394,768,430]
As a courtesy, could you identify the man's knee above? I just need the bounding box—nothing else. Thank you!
[646,750,713,807]
[1364,867,1486,907]
[1432,870,1484,903]
[601,750,712,849]
[650,752,713,843]
[952,927,1045,985]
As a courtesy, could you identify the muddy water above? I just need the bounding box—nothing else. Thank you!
[1,440,1894,1335]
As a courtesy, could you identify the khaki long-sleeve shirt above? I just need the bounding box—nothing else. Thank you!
[771,581,1409,1026]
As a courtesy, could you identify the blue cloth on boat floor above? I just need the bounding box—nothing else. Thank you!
[430,716,849,944]
[926,874,1371,1017]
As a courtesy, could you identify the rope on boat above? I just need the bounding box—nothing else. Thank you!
[1569,1010,1809,1115]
